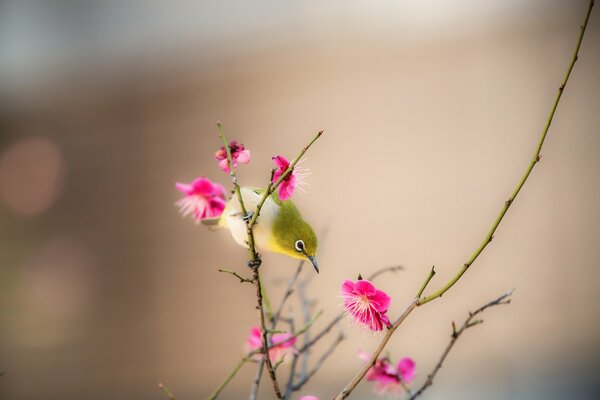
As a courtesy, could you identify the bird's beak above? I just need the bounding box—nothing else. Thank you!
[307,256,319,274]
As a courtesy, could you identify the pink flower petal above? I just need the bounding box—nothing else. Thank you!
[236,149,251,164]
[341,280,356,295]
[191,177,216,196]
[370,289,391,313]
[175,182,193,194]
[272,155,290,169]
[354,279,377,296]
[218,158,231,173]
[397,357,416,382]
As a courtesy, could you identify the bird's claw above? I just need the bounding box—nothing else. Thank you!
[242,212,254,222]
[247,258,262,269]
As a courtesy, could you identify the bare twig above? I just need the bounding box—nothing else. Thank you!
[218,268,254,284]
[292,332,346,392]
[253,270,283,398]
[249,358,265,400]
[418,0,595,305]
[410,290,514,399]
[272,260,305,327]
[206,357,250,400]
[415,266,435,298]
[158,383,176,400]
[367,265,404,281]
[297,280,313,382]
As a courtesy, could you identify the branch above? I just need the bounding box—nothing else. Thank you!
[249,358,265,400]
[272,260,305,327]
[418,0,595,305]
[292,332,346,392]
[206,357,250,400]
[158,383,176,400]
[218,268,254,284]
[415,266,436,298]
[253,270,284,398]
[410,290,514,399]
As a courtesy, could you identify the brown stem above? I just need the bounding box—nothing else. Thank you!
[410,290,513,399]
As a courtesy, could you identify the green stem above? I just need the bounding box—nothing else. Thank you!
[418,0,595,305]
[415,266,436,298]
[206,357,250,400]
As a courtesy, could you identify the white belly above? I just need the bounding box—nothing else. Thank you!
[221,187,279,252]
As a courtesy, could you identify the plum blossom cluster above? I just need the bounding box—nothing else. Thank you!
[359,351,416,397]
[175,139,307,221]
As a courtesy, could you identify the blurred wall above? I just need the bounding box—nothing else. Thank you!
[1,1,599,399]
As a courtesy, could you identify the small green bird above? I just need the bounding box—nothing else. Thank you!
[213,187,319,273]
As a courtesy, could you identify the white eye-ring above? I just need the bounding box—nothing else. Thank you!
[295,240,305,252]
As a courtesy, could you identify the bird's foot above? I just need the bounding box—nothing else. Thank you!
[242,212,254,222]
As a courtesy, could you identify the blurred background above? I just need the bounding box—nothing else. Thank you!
[1,0,599,399]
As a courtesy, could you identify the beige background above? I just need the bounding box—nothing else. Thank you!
[1,1,599,399]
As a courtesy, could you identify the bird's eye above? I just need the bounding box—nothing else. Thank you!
[295,240,305,252]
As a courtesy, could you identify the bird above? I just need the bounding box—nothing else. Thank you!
[206,187,319,273]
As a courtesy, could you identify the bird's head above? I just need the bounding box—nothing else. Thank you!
[270,200,319,273]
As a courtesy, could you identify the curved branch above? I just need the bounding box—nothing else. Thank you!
[418,0,594,305]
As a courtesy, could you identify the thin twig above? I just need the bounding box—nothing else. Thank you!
[418,0,595,305]
[296,279,314,393]
[218,268,255,283]
[410,290,514,399]
[367,265,404,281]
[158,383,177,400]
[206,357,250,400]
[415,266,435,298]
[253,270,284,398]
[249,358,265,400]
[272,260,305,327]
[292,332,346,392]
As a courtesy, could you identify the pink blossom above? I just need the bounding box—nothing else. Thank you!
[359,351,416,397]
[214,141,251,173]
[341,279,392,331]
[175,177,227,223]
[271,155,308,200]
[246,326,297,362]
[298,396,319,400]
